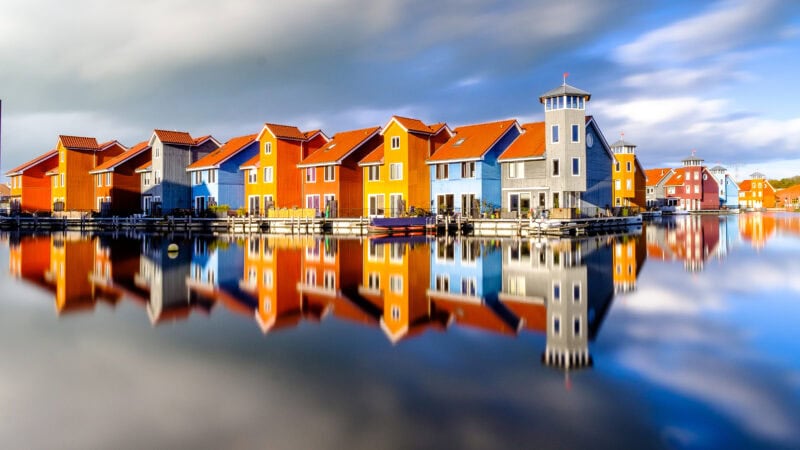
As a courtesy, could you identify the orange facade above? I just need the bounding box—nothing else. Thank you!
[91,143,151,215]
[612,153,646,209]
[739,179,777,209]
[50,137,126,212]
[7,151,58,213]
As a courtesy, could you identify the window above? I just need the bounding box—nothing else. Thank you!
[60,150,65,163]
[552,159,560,176]
[694,185,700,194]
[616,161,620,172]
[571,124,579,143]
[306,167,316,183]
[390,275,403,294]
[143,172,151,186]
[551,125,559,143]
[390,305,401,321]
[264,141,272,154]
[368,166,380,181]
[573,317,581,337]
[368,194,385,216]
[685,185,690,194]
[306,194,320,211]
[627,161,632,172]
[572,157,580,176]
[459,161,475,178]
[435,164,448,180]
[553,316,561,335]
[249,169,257,184]
[193,171,202,185]
[573,283,581,303]
[154,146,160,158]
[390,163,402,180]
[390,136,400,149]
[60,174,65,187]
[368,272,380,290]
[435,274,450,292]
[368,242,385,261]
[323,271,336,291]
[553,282,561,302]
[324,166,335,182]
[461,278,477,296]
[97,175,102,187]
[694,172,700,180]
[626,179,632,190]
[509,162,524,178]
[389,242,405,263]
[154,170,161,184]
[106,172,111,186]
[209,170,216,183]
[263,167,273,183]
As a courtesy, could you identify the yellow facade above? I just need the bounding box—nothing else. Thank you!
[612,153,637,207]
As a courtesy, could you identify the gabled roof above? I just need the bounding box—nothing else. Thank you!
[59,135,99,151]
[645,168,673,187]
[777,184,800,198]
[90,141,151,174]
[428,119,519,163]
[665,167,687,186]
[257,123,308,141]
[358,146,384,166]
[239,155,260,170]
[497,122,546,161]
[381,116,443,136]
[298,127,381,168]
[739,179,753,191]
[186,134,257,171]
[153,129,196,146]
[539,83,591,102]
[98,140,126,151]
[5,150,58,176]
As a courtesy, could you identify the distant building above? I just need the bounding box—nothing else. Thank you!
[498,81,613,217]
[663,153,720,211]
[738,172,776,209]
[709,165,740,209]
[644,167,673,209]
[610,138,646,210]
[777,184,800,209]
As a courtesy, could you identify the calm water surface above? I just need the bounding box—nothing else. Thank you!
[1,213,799,449]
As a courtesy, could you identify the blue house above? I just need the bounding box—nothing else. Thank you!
[186,134,259,213]
[186,237,252,312]
[710,165,740,209]
[427,119,522,216]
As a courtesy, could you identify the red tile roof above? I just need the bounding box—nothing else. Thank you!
[187,134,257,170]
[5,150,58,175]
[299,127,381,167]
[193,135,212,145]
[428,122,451,135]
[97,140,125,151]
[358,146,384,166]
[428,119,517,162]
[778,184,800,199]
[387,116,448,135]
[645,168,673,187]
[262,123,308,140]
[90,141,151,173]
[497,122,546,161]
[154,129,196,146]
[665,168,687,186]
[239,155,260,170]
[303,129,322,139]
[135,161,152,173]
[59,135,99,150]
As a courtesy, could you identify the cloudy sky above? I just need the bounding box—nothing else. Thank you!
[1,0,799,179]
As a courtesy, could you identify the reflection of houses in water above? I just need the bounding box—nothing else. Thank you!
[186,237,253,317]
[645,216,720,272]
[498,238,615,371]
[739,212,777,250]
[427,238,520,335]
[612,233,645,293]
[9,234,52,292]
[135,237,213,324]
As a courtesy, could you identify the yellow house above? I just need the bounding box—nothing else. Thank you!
[358,116,451,217]
[611,138,647,210]
[240,123,328,215]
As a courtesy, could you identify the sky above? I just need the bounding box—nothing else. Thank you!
[1,0,799,180]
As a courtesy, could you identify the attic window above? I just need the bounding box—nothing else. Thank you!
[454,138,466,146]
[325,143,336,151]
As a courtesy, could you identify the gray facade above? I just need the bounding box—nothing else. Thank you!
[645,169,674,208]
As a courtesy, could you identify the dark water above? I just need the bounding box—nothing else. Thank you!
[1,213,799,450]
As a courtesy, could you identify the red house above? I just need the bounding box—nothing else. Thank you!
[664,153,720,211]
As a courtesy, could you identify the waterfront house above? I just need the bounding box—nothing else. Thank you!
[88,141,151,216]
[777,184,800,209]
[610,138,646,210]
[297,126,383,217]
[427,119,521,216]
[427,238,520,335]
[240,123,328,216]
[709,165,740,210]
[738,172,776,209]
[498,82,613,218]
[6,149,59,213]
[47,136,127,214]
[137,130,220,216]
[664,153,720,211]
[358,116,452,217]
[644,168,674,209]
[186,134,258,214]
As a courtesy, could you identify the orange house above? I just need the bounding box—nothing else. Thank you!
[297,126,383,217]
[9,235,52,290]
[6,150,59,213]
[359,116,451,217]
[240,124,328,215]
[612,235,645,293]
[88,141,151,215]
[48,136,127,213]
[611,138,646,210]
[738,172,776,209]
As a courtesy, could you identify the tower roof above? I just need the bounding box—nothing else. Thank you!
[750,171,766,179]
[539,83,591,103]
[682,154,704,163]
[610,139,636,148]
[710,165,726,172]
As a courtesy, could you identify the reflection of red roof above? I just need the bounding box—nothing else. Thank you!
[299,127,381,167]
[430,294,519,335]
[6,150,58,175]
[187,134,257,170]
[90,141,150,173]
[154,129,196,146]
[498,122,546,161]
[500,297,546,333]
[358,146,384,166]
[645,168,673,187]
[428,119,518,162]
[59,135,99,150]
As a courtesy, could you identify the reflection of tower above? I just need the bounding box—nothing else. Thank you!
[612,232,645,293]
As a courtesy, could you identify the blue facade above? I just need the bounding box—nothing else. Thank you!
[430,126,520,215]
[723,175,739,209]
[189,238,245,295]
[190,141,259,212]
[429,239,503,300]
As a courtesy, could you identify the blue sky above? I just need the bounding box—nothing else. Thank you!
[1,0,799,179]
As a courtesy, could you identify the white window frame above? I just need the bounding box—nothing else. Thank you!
[390,275,403,294]
[390,163,402,181]
[249,169,257,184]
[552,158,560,177]
[368,165,380,181]
[263,166,273,183]
[306,167,316,183]
[551,125,559,144]
[324,165,335,182]
[462,161,476,179]
[264,141,272,155]
[390,136,400,150]
[571,124,580,143]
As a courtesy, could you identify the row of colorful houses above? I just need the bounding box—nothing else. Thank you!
[7,81,641,218]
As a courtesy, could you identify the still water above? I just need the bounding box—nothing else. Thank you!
[1,213,799,449]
